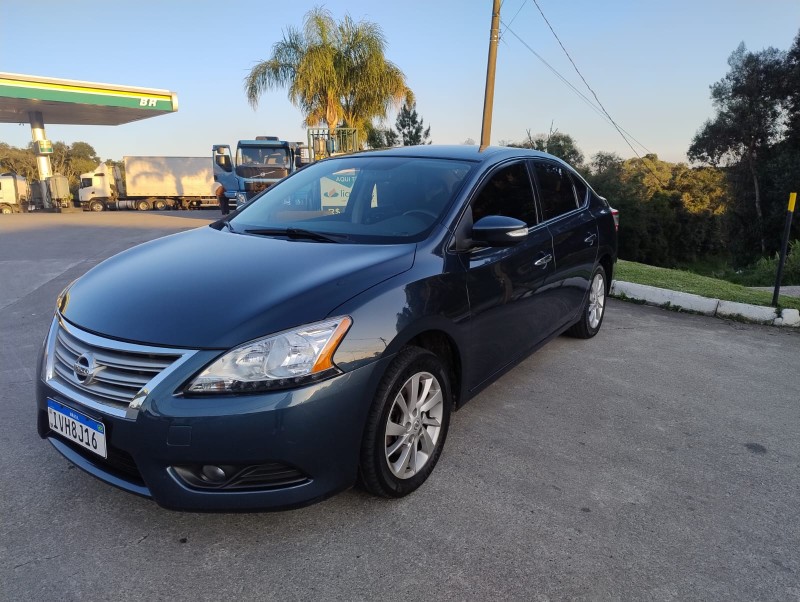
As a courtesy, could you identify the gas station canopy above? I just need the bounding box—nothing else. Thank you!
[0,72,178,210]
[0,72,178,125]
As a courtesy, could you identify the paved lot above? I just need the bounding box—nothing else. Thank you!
[1,212,799,600]
[752,285,800,298]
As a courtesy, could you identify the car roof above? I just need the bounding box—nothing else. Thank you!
[349,144,565,167]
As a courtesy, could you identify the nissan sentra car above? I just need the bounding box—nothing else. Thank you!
[36,145,617,511]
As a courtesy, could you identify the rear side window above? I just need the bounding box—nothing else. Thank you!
[571,174,588,206]
[534,161,578,221]
[471,162,537,226]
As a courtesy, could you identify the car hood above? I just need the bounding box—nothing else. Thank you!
[61,226,416,349]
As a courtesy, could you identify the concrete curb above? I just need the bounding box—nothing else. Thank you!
[610,281,799,328]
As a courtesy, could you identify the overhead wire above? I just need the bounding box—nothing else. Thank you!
[526,0,665,183]
[502,26,624,136]
[501,23,653,156]
[500,0,527,37]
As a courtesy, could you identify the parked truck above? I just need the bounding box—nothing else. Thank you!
[0,172,30,213]
[79,156,215,211]
[212,137,305,209]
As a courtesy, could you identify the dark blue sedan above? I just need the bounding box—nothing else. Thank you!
[36,145,617,511]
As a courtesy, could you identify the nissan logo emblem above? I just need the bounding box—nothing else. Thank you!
[73,353,102,386]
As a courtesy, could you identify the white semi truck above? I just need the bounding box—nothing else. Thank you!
[79,156,215,211]
[0,172,30,214]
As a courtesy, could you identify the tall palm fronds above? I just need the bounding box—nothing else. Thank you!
[244,7,412,133]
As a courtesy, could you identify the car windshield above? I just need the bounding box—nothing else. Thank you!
[237,146,290,167]
[228,156,475,244]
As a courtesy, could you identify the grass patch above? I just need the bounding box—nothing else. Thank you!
[677,242,800,286]
[614,260,800,311]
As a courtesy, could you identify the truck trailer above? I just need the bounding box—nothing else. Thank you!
[79,156,215,211]
[0,172,30,213]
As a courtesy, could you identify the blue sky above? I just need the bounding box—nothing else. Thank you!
[1,0,799,165]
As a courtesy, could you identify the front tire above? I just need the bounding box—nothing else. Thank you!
[359,347,451,498]
[88,200,104,212]
[568,264,607,339]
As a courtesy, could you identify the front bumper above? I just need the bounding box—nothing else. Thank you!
[36,354,389,512]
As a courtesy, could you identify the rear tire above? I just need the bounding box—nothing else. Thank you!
[136,200,150,211]
[153,199,167,211]
[567,264,607,339]
[0,204,12,214]
[359,347,451,498]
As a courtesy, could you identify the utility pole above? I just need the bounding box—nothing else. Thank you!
[480,0,501,150]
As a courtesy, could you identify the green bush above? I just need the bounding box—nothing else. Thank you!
[781,239,800,283]
[729,240,800,286]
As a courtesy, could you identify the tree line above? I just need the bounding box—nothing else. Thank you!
[0,141,104,197]
[688,33,800,265]
[502,129,728,267]
[507,31,800,270]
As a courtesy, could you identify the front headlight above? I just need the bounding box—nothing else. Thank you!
[185,316,352,394]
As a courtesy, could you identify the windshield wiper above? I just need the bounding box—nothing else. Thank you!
[243,227,346,243]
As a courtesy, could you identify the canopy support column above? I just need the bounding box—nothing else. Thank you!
[29,111,53,209]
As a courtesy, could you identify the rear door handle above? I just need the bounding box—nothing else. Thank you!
[534,254,553,267]
[584,233,597,245]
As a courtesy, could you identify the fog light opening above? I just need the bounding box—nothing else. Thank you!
[201,465,227,483]
[171,462,310,491]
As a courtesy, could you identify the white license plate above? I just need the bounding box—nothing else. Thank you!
[47,399,107,459]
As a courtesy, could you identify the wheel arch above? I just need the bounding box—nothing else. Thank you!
[403,329,463,410]
[599,253,614,293]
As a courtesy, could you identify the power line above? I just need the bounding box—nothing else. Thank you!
[502,23,652,156]
[495,1,653,155]
[500,0,527,37]
[528,0,665,183]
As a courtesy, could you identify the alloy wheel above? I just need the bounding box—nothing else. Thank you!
[384,371,444,479]
[588,272,605,329]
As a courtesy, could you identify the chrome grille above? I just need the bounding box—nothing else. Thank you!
[47,318,187,414]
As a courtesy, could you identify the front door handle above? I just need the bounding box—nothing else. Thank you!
[534,253,553,267]
[584,233,597,245]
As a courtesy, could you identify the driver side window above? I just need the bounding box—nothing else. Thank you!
[471,162,537,226]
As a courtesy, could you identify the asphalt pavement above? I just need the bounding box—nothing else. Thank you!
[1,212,799,600]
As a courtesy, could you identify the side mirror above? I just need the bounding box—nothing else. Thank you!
[471,215,528,247]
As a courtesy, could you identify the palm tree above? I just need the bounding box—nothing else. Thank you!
[244,7,412,136]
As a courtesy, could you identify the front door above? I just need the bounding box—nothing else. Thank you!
[212,144,237,199]
[460,161,557,392]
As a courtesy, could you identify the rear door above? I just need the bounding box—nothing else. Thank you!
[531,160,598,329]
